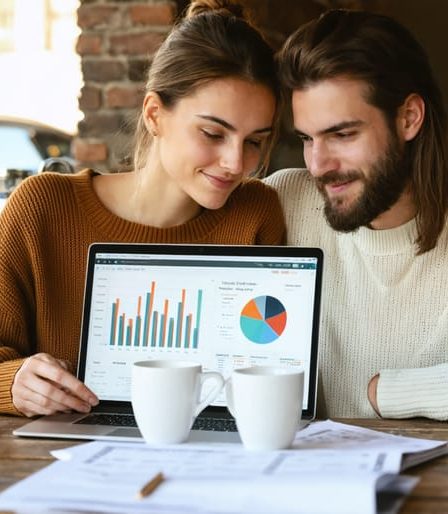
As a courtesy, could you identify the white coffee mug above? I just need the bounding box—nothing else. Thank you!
[226,366,304,451]
[132,360,224,445]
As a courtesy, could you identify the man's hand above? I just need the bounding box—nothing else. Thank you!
[11,353,99,417]
[367,373,381,416]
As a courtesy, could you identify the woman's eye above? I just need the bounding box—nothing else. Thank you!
[201,130,223,140]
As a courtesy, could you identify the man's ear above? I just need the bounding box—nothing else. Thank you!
[142,92,164,137]
[397,93,425,142]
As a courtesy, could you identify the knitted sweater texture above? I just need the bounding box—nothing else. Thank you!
[265,169,448,419]
[0,169,285,414]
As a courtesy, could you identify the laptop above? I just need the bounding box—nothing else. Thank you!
[14,243,323,443]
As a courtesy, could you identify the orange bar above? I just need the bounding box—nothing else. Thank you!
[178,289,186,347]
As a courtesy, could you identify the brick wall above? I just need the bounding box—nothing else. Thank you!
[74,0,176,172]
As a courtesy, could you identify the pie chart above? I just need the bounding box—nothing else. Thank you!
[240,295,287,344]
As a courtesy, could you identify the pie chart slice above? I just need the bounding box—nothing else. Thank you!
[240,295,287,344]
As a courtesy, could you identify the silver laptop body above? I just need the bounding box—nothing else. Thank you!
[14,243,323,443]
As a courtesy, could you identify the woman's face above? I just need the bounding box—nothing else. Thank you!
[145,77,276,210]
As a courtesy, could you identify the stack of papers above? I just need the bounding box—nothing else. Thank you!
[1,420,446,514]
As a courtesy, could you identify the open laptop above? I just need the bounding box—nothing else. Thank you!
[14,243,323,443]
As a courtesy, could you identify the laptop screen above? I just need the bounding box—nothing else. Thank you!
[78,244,322,419]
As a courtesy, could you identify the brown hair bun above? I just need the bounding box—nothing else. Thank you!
[185,0,246,20]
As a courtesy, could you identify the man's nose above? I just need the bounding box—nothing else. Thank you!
[306,141,339,178]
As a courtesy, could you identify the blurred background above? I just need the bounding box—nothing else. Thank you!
[0,0,447,191]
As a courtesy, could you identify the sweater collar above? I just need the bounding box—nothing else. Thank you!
[72,169,231,242]
[344,218,418,255]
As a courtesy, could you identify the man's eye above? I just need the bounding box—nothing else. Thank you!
[245,139,262,148]
[298,134,312,144]
[336,131,355,139]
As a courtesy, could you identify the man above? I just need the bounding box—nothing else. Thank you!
[266,9,448,419]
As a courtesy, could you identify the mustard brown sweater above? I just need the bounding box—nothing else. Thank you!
[0,169,285,414]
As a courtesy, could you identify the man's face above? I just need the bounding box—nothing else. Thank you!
[291,78,409,231]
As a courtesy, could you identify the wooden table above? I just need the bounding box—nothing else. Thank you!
[1,415,447,513]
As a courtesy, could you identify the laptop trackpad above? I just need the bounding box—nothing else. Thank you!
[187,430,241,444]
[109,427,142,438]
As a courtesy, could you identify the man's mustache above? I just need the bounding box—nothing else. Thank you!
[315,170,364,188]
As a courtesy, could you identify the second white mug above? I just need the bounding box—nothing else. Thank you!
[132,360,224,445]
[226,366,304,451]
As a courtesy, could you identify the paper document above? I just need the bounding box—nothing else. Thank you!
[292,420,448,469]
[0,441,416,514]
[1,419,440,514]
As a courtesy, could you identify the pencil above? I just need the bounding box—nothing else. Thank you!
[137,471,165,499]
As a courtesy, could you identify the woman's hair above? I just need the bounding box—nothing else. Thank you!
[279,9,448,254]
[133,0,281,176]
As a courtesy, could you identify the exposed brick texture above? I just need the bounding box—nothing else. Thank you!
[77,5,120,29]
[79,86,102,111]
[76,0,176,171]
[109,32,166,56]
[72,138,108,163]
[76,34,103,55]
[105,85,144,108]
[129,4,176,25]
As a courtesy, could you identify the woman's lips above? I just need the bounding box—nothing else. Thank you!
[202,172,236,189]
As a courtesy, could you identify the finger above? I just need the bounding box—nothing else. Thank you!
[14,390,70,417]
[58,360,69,371]
[20,372,93,413]
[31,357,98,406]
[13,381,74,417]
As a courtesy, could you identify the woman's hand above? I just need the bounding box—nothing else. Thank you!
[11,353,99,417]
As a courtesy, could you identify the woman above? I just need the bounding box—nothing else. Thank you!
[0,0,285,416]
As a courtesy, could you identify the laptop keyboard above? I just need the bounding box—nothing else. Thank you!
[75,413,238,432]
[192,417,237,432]
[76,413,137,427]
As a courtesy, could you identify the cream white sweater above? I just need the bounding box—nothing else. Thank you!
[265,168,448,419]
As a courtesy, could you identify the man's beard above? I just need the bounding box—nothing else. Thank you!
[315,135,410,232]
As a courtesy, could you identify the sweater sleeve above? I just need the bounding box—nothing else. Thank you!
[0,179,40,415]
[377,364,448,420]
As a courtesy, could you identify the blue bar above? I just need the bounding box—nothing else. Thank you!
[134,316,141,347]
[176,302,182,348]
[192,327,198,349]
[159,314,165,347]
[118,316,124,346]
[193,289,203,349]
[151,311,158,347]
[110,302,116,346]
[184,315,191,348]
[167,318,174,348]
[126,325,131,346]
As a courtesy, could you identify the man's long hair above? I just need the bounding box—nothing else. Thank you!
[279,9,448,254]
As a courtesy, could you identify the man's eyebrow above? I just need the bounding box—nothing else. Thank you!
[196,115,272,134]
[294,120,364,138]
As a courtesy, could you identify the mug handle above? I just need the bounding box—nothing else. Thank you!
[194,371,225,417]
[225,377,235,417]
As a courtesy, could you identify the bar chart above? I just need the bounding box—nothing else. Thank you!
[108,281,203,350]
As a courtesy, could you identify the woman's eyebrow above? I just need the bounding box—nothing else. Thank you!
[196,115,272,134]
